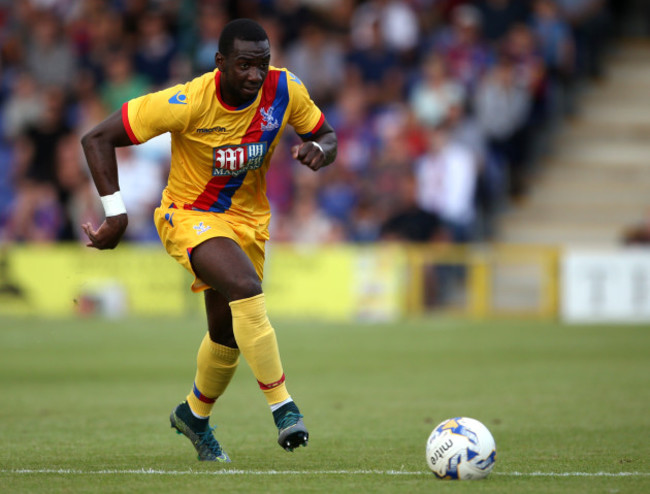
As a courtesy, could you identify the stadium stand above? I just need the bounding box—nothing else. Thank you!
[0,0,646,247]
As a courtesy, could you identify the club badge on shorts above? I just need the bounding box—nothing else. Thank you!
[193,222,212,235]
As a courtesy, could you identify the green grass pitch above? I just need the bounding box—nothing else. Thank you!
[0,315,648,493]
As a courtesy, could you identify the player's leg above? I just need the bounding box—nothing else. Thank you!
[191,236,286,400]
[187,290,240,417]
[170,291,237,462]
[191,237,308,451]
[155,207,241,460]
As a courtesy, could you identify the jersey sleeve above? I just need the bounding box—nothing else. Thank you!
[122,83,193,144]
[286,71,325,139]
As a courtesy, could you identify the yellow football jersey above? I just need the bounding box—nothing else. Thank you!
[122,67,324,228]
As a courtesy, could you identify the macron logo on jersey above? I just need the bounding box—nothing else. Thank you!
[168,91,188,105]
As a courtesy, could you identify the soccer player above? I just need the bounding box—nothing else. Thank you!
[80,18,337,462]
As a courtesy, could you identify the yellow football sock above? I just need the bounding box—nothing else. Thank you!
[229,293,290,405]
[187,333,240,418]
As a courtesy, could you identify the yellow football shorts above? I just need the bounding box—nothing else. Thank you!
[154,201,268,292]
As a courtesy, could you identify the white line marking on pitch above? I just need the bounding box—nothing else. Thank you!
[1,469,648,477]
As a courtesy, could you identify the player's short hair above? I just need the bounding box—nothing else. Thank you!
[219,19,269,57]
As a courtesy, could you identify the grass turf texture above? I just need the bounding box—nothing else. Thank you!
[0,315,648,493]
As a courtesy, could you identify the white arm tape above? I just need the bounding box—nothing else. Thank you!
[100,191,127,217]
[313,141,324,155]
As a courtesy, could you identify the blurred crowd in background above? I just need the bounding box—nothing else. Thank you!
[0,0,637,245]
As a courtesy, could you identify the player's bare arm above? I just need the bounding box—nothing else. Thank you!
[80,110,133,250]
[291,120,337,171]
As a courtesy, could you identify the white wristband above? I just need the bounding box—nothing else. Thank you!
[312,141,324,155]
[100,191,127,217]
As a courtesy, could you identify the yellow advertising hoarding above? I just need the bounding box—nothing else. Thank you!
[264,244,406,322]
[0,243,559,321]
[0,244,191,317]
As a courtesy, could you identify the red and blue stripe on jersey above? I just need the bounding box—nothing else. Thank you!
[187,70,289,213]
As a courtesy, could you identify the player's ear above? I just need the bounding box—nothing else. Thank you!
[215,52,224,70]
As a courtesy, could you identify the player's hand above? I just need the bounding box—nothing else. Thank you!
[82,214,128,250]
[292,141,326,171]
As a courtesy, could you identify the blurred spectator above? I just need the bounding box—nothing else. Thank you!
[25,10,78,89]
[447,103,489,182]
[114,147,165,242]
[427,4,494,95]
[121,0,151,43]
[351,0,420,65]
[474,55,532,199]
[100,49,150,112]
[318,165,358,227]
[346,9,403,108]
[0,2,35,75]
[258,0,311,48]
[446,102,503,238]
[379,0,420,56]
[71,69,109,136]
[555,0,608,79]
[1,72,42,141]
[7,87,72,241]
[348,194,383,242]
[380,174,448,243]
[414,122,479,242]
[285,19,345,107]
[408,52,465,128]
[530,0,576,117]
[369,104,421,220]
[326,83,376,175]
[502,23,548,123]
[56,133,98,241]
[476,0,531,43]
[133,9,177,87]
[132,132,172,170]
[258,15,286,67]
[77,6,128,84]
[192,3,228,74]
[280,191,346,245]
[531,0,576,79]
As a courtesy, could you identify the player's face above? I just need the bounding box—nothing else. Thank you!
[217,38,271,107]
